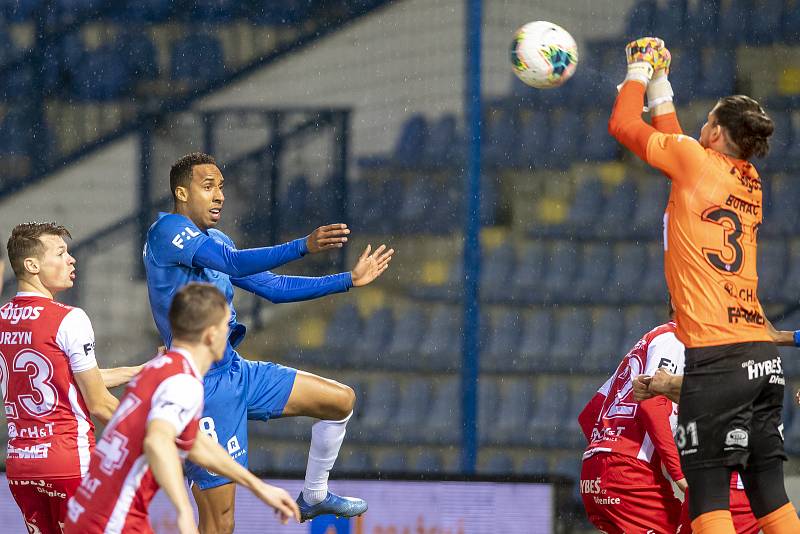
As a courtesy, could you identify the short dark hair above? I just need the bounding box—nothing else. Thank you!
[7,222,72,277]
[715,95,774,160]
[169,282,229,342]
[170,152,217,203]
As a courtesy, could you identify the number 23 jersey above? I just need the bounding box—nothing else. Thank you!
[647,133,771,347]
[0,293,98,480]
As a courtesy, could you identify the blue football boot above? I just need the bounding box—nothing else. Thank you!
[296,491,368,522]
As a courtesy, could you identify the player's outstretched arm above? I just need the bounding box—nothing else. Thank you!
[144,420,199,534]
[100,364,144,388]
[305,224,350,254]
[350,244,394,287]
[73,366,119,424]
[765,316,796,346]
[187,432,300,524]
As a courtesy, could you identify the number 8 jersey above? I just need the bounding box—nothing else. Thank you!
[647,132,771,347]
[0,292,98,480]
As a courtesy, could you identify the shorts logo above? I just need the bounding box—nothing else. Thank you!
[579,477,602,494]
[745,357,783,381]
[227,436,241,454]
[725,428,748,448]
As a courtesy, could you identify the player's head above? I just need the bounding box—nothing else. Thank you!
[169,282,230,364]
[7,222,75,295]
[699,95,774,161]
[170,152,224,231]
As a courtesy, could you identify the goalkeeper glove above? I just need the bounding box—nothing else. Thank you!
[622,37,670,86]
[647,46,674,108]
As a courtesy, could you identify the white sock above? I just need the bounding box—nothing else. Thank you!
[302,412,352,505]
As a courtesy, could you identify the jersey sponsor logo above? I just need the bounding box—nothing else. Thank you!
[8,442,52,459]
[727,306,764,325]
[590,426,626,442]
[82,341,95,356]
[10,422,56,439]
[745,357,783,381]
[724,194,760,216]
[171,226,202,250]
[730,166,761,193]
[579,477,602,494]
[592,495,621,505]
[723,282,757,304]
[0,304,44,325]
[724,428,749,449]
[0,331,33,345]
[657,357,678,374]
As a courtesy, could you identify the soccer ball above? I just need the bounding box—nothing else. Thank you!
[510,21,578,89]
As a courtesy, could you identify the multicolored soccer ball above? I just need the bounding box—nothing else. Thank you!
[510,21,578,89]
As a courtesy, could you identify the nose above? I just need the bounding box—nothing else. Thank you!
[67,253,76,265]
[215,187,224,203]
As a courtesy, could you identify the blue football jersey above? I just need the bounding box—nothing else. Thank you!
[143,212,244,367]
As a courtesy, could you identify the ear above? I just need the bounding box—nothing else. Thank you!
[174,186,189,203]
[23,257,40,275]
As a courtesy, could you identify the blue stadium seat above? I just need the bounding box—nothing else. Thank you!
[782,239,800,302]
[190,0,236,22]
[598,179,638,239]
[338,449,371,474]
[763,111,791,170]
[582,111,619,161]
[314,302,362,366]
[510,241,548,303]
[697,48,735,98]
[544,109,582,169]
[360,377,399,442]
[418,306,461,371]
[1,64,33,101]
[483,105,516,167]
[423,378,461,445]
[247,445,276,474]
[541,241,580,303]
[392,114,429,167]
[392,378,433,443]
[607,243,649,304]
[283,174,309,232]
[482,309,523,372]
[516,108,550,168]
[529,378,572,447]
[478,377,500,445]
[550,308,591,372]
[481,242,516,301]
[518,309,554,371]
[654,0,687,43]
[550,177,604,237]
[584,308,625,373]
[621,305,662,355]
[111,0,172,22]
[552,456,583,503]
[0,28,17,66]
[568,381,602,447]
[490,378,534,446]
[685,0,719,44]
[353,308,394,368]
[171,33,226,82]
[666,47,701,96]
[757,240,787,303]
[631,177,669,237]
[520,456,550,475]
[243,0,315,25]
[376,450,407,474]
[783,0,800,42]
[424,113,461,166]
[625,0,658,39]
[117,30,160,81]
[639,243,668,303]
[277,446,308,473]
[747,0,783,44]
[411,450,443,473]
[479,451,515,475]
[765,175,800,235]
[572,243,614,303]
[397,178,438,233]
[386,308,427,370]
[718,0,750,43]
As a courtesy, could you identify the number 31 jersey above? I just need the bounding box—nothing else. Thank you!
[0,293,98,480]
[65,349,203,534]
[646,133,771,348]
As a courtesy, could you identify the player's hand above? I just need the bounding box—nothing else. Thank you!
[675,478,688,493]
[306,224,350,253]
[251,482,300,524]
[176,508,199,534]
[648,368,675,396]
[633,374,654,402]
[351,244,395,287]
[622,37,669,86]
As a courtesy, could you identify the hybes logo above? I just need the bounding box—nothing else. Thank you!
[0,303,44,325]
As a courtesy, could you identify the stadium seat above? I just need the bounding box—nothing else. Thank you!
[606,243,649,304]
[624,0,658,39]
[424,113,461,166]
[757,240,788,303]
[765,175,800,235]
[581,111,619,161]
[541,241,580,303]
[782,0,800,42]
[653,0,687,44]
[598,179,638,239]
[242,0,315,25]
[718,0,750,44]
[283,174,309,232]
[544,109,582,170]
[392,114,429,168]
[621,305,663,354]
[696,48,735,98]
[518,308,554,371]
[376,450,407,474]
[516,108,550,168]
[631,177,669,237]
[398,177,437,233]
[549,308,592,373]
[316,302,362,366]
[490,377,534,446]
[481,242,516,302]
[277,446,308,473]
[411,450,443,473]
[584,307,625,373]
[391,377,433,443]
[111,0,172,22]
[386,308,427,370]
[529,378,572,448]
[781,239,800,302]
[685,0,719,44]
[117,30,160,81]
[482,309,523,372]
[510,241,549,303]
[552,456,583,503]
[352,307,394,368]
[639,243,668,304]
[520,456,550,475]
[190,0,236,22]
[478,377,500,445]
[359,377,400,442]
[422,378,461,445]
[171,33,226,83]
[418,306,461,371]
[763,111,791,171]
[571,243,614,303]
[747,0,783,45]
[479,451,515,475]
[247,444,275,473]
[483,104,516,167]
[337,449,372,474]
[545,176,604,238]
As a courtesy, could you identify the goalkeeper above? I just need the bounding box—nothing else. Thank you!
[608,37,800,534]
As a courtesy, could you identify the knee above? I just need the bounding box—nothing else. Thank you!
[328,383,355,420]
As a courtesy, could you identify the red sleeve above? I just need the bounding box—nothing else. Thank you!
[578,392,605,442]
[652,112,683,135]
[608,81,658,162]
[639,396,684,482]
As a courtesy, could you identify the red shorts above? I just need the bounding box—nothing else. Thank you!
[8,477,82,534]
[581,453,682,534]
[64,503,154,534]
[677,489,758,534]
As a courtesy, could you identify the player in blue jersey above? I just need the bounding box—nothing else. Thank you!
[143,152,394,532]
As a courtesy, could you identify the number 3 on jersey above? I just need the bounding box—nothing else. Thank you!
[702,207,745,275]
[0,349,59,418]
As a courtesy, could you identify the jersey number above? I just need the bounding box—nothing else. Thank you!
[603,355,643,420]
[702,208,745,274]
[0,349,59,418]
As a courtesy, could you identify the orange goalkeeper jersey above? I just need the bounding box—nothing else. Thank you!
[610,82,771,348]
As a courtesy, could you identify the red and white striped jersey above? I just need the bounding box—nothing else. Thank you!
[65,348,203,534]
[0,292,98,480]
[580,322,686,482]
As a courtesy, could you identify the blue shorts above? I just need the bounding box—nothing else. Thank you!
[184,351,297,490]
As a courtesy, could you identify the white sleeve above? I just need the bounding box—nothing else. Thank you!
[148,374,204,435]
[55,308,98,374]
[643,332,685,376]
